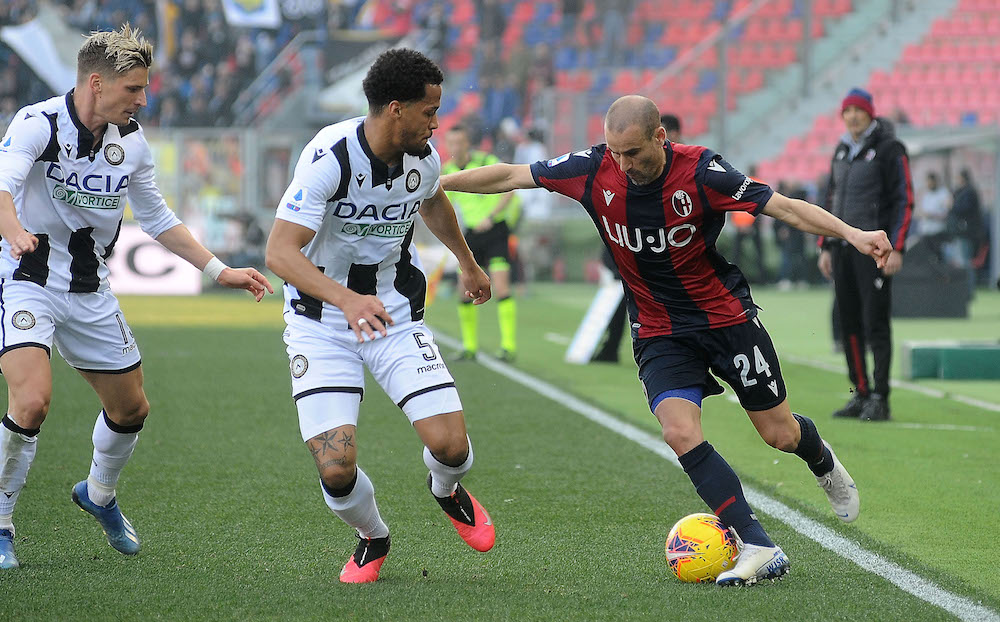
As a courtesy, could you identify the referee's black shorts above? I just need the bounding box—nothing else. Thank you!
[464,221,511,271]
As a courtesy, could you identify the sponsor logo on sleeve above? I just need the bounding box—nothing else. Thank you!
[732,176,752,201]
[546,149,592,167]
[546,153,571,167]
[286,188,306,212]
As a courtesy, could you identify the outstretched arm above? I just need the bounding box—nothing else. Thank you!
[441,163,537,194]
[156,224,273,301]
[763,192,892,269]
[420,185,491,304]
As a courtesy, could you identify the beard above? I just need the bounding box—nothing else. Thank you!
[401,128,430,156]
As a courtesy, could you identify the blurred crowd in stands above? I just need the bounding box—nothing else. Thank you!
[0,0,402,128]
[1,0,566,136]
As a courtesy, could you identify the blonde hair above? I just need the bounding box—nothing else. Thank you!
[77,23,153,82]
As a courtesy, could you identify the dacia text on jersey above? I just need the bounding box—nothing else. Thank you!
[46,163,128,210]
[333,200,421,238]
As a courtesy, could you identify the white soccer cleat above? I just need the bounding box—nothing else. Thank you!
[716,543,789,586]
[815,440,859,523]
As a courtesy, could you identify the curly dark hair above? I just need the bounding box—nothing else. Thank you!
[362,48,443,114]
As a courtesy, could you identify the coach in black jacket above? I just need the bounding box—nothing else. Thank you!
[818,88,913,422]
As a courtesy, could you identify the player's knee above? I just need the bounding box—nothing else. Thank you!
[111,396,150,427]
[661,421,698,454]
[761,424,798,452]
[319,462,358,491]
[427,435,470,467]
[10,393,50,429]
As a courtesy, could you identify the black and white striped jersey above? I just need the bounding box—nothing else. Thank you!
[0,91,181,292]
[275,116,441,331]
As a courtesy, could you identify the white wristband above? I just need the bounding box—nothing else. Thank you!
[203,257,229,282]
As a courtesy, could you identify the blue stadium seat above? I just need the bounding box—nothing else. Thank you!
[555,46,578,70]
[711,0,730,20]
[644,22,666,42]
[535,2,556,22]
[589,73,613,95]
[696,69,718,93]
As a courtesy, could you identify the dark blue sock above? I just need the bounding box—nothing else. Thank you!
[792,414,834,477]
[678,441,774,547]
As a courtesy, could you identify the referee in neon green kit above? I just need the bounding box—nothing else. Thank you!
[443,124,518,361]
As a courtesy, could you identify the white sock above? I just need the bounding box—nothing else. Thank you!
[88,411,140,507]
[0,415,39,522]
[423,437,473,498]
[320,466,389,539]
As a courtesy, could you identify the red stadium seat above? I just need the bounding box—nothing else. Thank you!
[511,3,535,24]
[452,0,474,25]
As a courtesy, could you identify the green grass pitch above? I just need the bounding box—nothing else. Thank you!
[1,285,997,621]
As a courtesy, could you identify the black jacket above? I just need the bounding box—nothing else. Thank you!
[821,118,913,251]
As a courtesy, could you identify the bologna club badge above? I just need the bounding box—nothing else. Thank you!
[672,190,693,217]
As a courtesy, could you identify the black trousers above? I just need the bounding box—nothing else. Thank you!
[831,245,893,397]
[594,295,628,360]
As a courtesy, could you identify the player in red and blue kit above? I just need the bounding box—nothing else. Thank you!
[442,96,893,586]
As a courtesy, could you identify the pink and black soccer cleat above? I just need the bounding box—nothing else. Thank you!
[339,535,390,584]
[428,474,495,552]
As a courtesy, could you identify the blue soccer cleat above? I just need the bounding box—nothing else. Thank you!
[0,528,19,569]
[71,480,140,555]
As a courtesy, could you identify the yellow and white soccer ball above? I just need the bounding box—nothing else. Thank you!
[665,513,739,583]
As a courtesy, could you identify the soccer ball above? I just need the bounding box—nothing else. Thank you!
[665,513,738,583]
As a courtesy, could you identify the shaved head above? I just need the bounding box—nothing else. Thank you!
[605,95,661,139]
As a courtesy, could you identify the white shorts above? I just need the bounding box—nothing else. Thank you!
[0,279,141,373]
[283,317,462,441]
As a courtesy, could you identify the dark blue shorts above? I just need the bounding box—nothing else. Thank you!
[633,317,787,412]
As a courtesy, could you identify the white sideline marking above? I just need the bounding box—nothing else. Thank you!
[891,422,992,432]
[435,333,1000,622]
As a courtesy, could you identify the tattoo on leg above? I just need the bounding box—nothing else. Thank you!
[318,457,348,471]
[309,431,340,458]
[308,430,355,470]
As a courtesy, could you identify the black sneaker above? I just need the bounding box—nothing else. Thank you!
[832,394,868,418]
[859,394,890,421]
